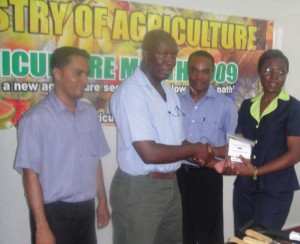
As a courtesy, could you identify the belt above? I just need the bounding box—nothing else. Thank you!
[182,164,205,172]
[149,172,176,179]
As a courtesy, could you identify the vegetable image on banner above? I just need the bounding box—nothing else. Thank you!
[0,0,273,128]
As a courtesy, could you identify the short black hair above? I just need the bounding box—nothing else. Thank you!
[142,29,177,53]
[51,46,90,71]
[188,50,215,71]
[258,49,289,73]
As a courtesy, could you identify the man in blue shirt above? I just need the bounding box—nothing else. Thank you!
[110,30,213,244]
[15,47,110,244]
[177,50,238,244]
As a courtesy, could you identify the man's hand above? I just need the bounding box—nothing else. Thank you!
[36,225,55,244]
[23,169,55,244]
[96,200,110,229]
[191,143,214,166]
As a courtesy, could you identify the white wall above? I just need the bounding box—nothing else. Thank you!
[1,0,300,243]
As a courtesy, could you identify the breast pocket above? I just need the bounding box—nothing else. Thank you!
[198,119,223,146]
[80,129,100,159]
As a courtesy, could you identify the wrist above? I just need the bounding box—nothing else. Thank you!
[205,144,214,157]
[252,167,258,181]
[36,221,51,232]
[210,146,226,158]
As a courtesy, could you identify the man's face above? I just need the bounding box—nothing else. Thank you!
[188,56,213,95]
[53,55,90,102]
[143,40,178,83]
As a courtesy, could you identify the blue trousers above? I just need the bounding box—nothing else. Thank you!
[233,184,294,234]
[30,199,96,244]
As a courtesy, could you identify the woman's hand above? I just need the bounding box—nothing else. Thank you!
[234,156,256,177]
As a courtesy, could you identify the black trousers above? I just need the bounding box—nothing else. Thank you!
[177,165,224,244]
[30,199,97,244]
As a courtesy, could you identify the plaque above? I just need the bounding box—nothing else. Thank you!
[227,133,255,163]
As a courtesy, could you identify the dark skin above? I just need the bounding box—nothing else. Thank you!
[141,41,177,101]
[134,39,212,165]
[185,55,228,168]
[188,55,212,101]
[220,57,300,176]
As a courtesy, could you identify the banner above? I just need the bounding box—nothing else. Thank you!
[0,0,273,128]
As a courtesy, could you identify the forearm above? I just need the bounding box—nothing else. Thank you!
[211,145,227,158]
[203,158,220,169]
[96,160,110,229]
[255,136,300,176]
[23,169,49,230]
[257,153,300,176]
[133,140,207,164]
[96,160,107,203]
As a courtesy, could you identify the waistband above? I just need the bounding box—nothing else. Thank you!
[149,172,176,179]
[181,164,207,172]
[117,168,177,180]
[45,199,94,207]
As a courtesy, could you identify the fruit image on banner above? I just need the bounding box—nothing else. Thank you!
[0,0,273,128]
[0,100,15,129]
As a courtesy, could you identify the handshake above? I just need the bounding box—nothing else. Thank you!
[184,141,218,167]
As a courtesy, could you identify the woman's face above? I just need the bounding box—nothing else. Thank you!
[259,57,287,95]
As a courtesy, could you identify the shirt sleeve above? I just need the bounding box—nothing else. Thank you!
[95,118,110,158]
[14,114,42,174]
[235,100,247,135]
[287,98,300,136]
[224,99,238,134]
[111,84,157,148]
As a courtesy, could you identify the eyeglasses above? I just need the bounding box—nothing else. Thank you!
[261,67,287,76]
[168,106,185,117]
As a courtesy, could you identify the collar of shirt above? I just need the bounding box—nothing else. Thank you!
[250,89,290,123]
[131,66,170,96]
[48,91,85,114]
[181,85,217,102]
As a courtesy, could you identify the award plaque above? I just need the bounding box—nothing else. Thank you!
[227,133,255,163]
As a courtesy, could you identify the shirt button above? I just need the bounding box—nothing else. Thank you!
[192,120,195,123]
[256,124,259,129]
[253,155,256,159]
[255,140,258,144]
[194,106,198,109]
